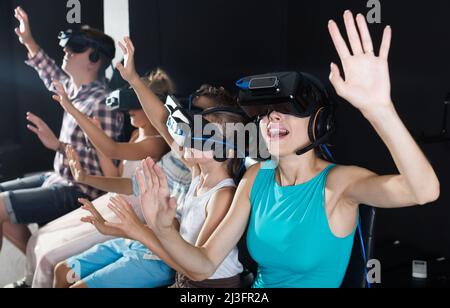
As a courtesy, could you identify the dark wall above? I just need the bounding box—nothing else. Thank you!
[127,0,450,264]
[0,0,103,175]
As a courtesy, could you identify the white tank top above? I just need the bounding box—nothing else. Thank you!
[121,160,141,179]
[179,176,243,280]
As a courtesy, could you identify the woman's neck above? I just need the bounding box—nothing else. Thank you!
[276,151,329,186]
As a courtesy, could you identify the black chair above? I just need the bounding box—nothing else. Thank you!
[237,229,258,288]
[341,205,377,288]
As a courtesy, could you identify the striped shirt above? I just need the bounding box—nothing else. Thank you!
[25,49,124,199]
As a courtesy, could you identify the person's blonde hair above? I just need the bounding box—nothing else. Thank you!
[141,68,176,98]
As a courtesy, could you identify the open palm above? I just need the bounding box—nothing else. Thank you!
[116,37,140,85]
[136,158,177,234]
[328,11,393,114]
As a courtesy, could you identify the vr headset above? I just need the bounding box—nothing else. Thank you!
[164,95,246,162]
[106,87,168,112]
[58,29,115,63]
[106,88,141,112]
[236,72,335,157]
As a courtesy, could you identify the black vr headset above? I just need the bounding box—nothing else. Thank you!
[236,71,335,157]
[58,29,115,63]
[106,87,168,112]
[164,94,247,162]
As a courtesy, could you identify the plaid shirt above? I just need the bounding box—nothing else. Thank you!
[25,50,124,200]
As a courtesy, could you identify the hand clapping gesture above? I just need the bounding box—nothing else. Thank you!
[135,158,178,236]
[80,195,146,240]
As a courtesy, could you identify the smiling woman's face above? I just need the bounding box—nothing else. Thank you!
[259,111,311,158]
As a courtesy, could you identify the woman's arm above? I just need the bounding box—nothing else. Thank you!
[115,38,189,165]
[100,196,200,278]
[328,11,440,208]
[137,158,259,281]
[52,81,169,161]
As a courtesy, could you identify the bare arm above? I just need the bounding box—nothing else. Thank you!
[140,159,259,281]
[115,37,189,165]
[83,176,133,196]
[15,7,68,88]
[52,82,169,161]
[66,145,132,195]
[328,12,440,208]
[14,7,40,58]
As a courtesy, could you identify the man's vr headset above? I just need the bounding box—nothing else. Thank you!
[236,71,335,157]
[106,87,167,112]
[58,29,115,63]
[164,94,246,162]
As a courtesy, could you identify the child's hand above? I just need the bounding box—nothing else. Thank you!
[116,37,140,85]
[136,158,177,236]
[66,145,86,183]
[79,198,126,238]
[104,195,147,241]
[51,80,75,113]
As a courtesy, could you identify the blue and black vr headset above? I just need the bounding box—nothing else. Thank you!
[236,71,335,157]
[164,94,247,162]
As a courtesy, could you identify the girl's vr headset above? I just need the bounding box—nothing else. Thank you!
[164,95,246,162]
[58,29,115,63]
[106,88,167,112]
[236,72,335,157]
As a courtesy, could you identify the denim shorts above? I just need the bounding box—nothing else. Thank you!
[0,174,89,225]
[66,238,175,288]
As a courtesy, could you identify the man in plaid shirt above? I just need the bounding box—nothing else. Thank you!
[0,7,123,262]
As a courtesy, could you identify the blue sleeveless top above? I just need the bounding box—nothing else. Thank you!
[247,162,356,288]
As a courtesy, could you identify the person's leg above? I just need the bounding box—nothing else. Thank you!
[80,241,175,288]
[0,174,47,252]
[3,222,31,254]
[0,194,8,251]
[53,238,128,288]
[53,262,77,288]
[70,281,88,288]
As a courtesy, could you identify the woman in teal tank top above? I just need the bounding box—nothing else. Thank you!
[142,11,440,288]
[248,163,355,288]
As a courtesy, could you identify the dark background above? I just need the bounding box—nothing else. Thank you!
[0,0,449,286]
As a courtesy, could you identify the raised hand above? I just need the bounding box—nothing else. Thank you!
[52,80,75,113]
[14,6,33,46]
[66,145,86,183]
[79,198,126,238]
[103,195,147,240]
[26,112,60,151]
[116,37,140,85]
[328,11,393,115]
[136,158,177,235]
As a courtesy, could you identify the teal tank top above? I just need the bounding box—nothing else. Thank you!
[247,162,356,288]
